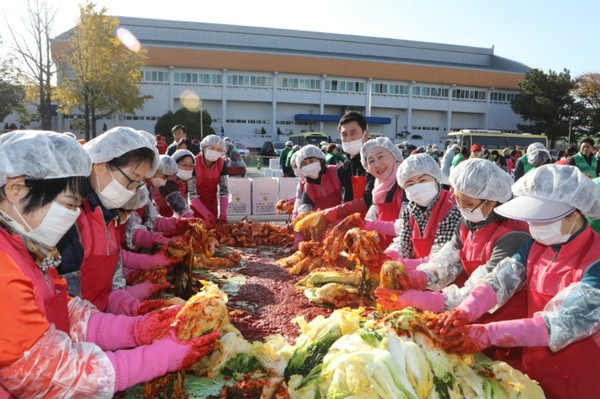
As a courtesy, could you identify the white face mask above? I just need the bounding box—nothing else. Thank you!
[152,177,166,188]
[10,202,80,247]
[458,200,489,224]
[301,162,322,179]
[204,149,222,162]
[176,169,193,181]
[96,172,135,210]
[529,218,576,246]
[405,181,438,207]
[342,139,363,156]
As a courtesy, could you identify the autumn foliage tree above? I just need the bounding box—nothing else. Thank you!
[53,3,150,140]
[573,73,600,140]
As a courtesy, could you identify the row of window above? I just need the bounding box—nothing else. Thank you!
[412,126,442,131]
[142,70,516,103]
[225,118,270,124]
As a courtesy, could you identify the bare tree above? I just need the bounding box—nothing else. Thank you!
[6,0,56,130]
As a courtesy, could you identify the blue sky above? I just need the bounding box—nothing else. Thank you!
[2,0,599,77]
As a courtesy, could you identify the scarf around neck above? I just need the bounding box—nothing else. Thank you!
[371,162,400,205]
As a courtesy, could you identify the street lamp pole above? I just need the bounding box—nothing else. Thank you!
[394,114,399,136]
[200,106,204,138]
[568,121,572,146]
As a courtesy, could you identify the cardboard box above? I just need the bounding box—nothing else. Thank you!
[269,158,280,169]
[278,177,300,201]
[227,177,251,215]
[264,168,283,178]
[250,177,278,215]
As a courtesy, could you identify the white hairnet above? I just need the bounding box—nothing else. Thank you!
[396,153,443,187]
[290,150,301,169]
[360,137,403,169]
[0,130,92,186]
[136,130,159,177]
[512,164,600,218]
[449,158,513,203]
[63,131,77,140]
[172,149,195,164]
[123,186,149,210]
[84,126,158,172]
[527,148,550,167]
[157,155,178,175]
[200,134,225,150]
[137,130,156,146]
[285,141,293,147]
[449,144,460,152]
[526,142,546,154]
[292,144,301,151]
[223,136,233,143]
[296,144,325,164]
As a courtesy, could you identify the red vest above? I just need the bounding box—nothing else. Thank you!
[76,200,120,312]
[350,175,366,201]
[152,185,173,217]
[0,229,70,333]
[522,226,600,399]
[375,185,403,249]
[304,165,343,211]
[409,189,456,258]
[193,155,225,218]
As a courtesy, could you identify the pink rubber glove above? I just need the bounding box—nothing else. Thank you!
[125,282,171,300]
[398,257,429,270]
[219,196,229,222]
[132,229,171,249]
[384,247,401,260]
[406,268,428,290]
[191,198,216,222]
[108,329,220,393]
[181,210,195,219]
[363,220,397,237]
[323,198,366,223]
[440,316,549,354]
[121,249,180,271]
[106,289,141,316]
[374,287,444,312]
[153,216,178,234]
[435,284,498,335]
[293,232,304,251]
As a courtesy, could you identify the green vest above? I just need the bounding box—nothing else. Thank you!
[520,156,533,174]
[573,152,597,177]
[451,153,464,167]
[587,177,600,233]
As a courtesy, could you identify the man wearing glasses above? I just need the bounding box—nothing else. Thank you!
[166,125,200,156]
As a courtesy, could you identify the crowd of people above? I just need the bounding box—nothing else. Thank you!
[0,113,599,398]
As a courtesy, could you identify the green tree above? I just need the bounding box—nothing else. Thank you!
[6,0,56,130]
[511,68,584,146]
[0,56,25,124]
[53,2,150,140]
[573,73,600,141]
[155,107,213,141]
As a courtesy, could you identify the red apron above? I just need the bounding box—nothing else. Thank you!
[0,229,70,333]
[152,185,174,217]
[456,218,529,366]
[305,165,343,210]
[77,200,120,312]
[522,227,600,399]
[410,189,455,258]
[350,175,366,201]
[194,155,224,218]
[375,185,403,249]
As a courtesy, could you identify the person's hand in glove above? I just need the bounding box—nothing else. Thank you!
[218,196,229,223]
[131,229,171,249]
[190,198,217,224]
[153,217,178,234]
[439,317,549,354]
[374,287,444,312]
[136,297,186,315]
[429,284,497,335]
[121,249,182,271]
[134,305,183,345]
[125,282,171,300]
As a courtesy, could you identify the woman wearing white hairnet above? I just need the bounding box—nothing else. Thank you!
[56,127,181,317]
[188,135,230,224]
[158,149,196,218]
[0,131,219,398]
[436,165,600,398]
[376,159,530,363]
[373,153,461,262]
[512,142,551,181]
[357,137,404,249]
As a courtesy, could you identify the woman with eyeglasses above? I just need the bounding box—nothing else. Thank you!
[57,127,180,316]
[0,130,219,398]
[375,158,530,365]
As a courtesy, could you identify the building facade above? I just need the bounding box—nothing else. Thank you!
[54,17,529,148]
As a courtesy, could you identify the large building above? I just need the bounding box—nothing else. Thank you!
[54,17,529,148]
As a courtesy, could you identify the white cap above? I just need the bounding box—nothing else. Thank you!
[396,153,442,187]
[84,126,158,172]
[360,137,403,169]
[449,158,513,203]
[172,149,195,164]
[200,134,225,150]
[526,142,546,154]
[0,130,92,186]
[285,140,293,147]
[495,164,600,221]
[297,144,325,165]
[157,155,178,175]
